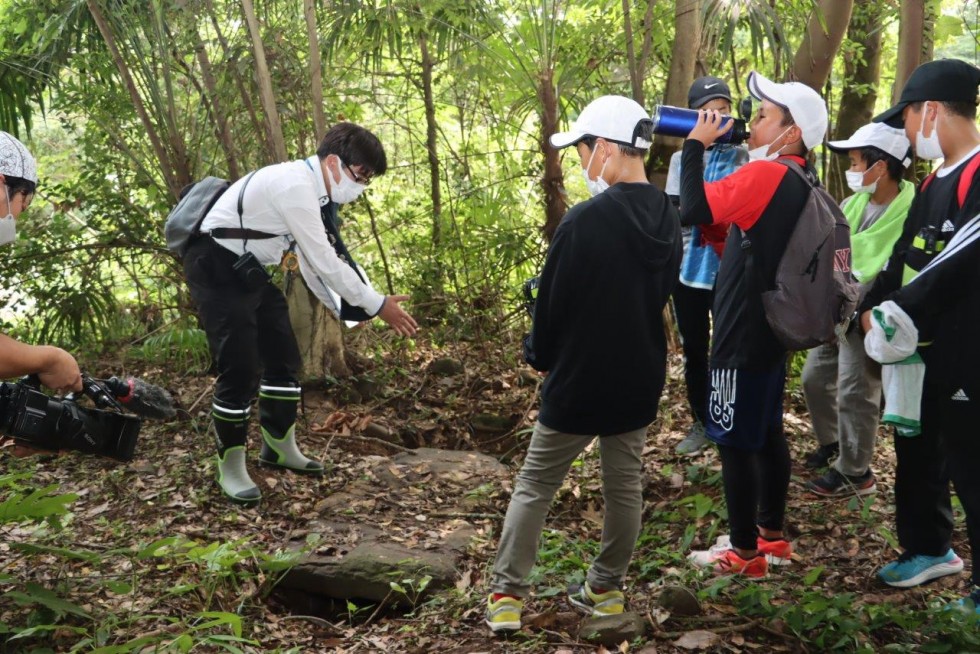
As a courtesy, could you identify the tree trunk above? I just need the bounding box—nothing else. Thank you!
[285,280,350,380]
[205,0,268,164]
[622,0,643,105]
[87,0,180,197]
[894,0,926,103]
[828,3,884,198]
[792,0,854,90]
[304,0,327,142]
[241,0,288,162]
[921,0,940,63]
[418,33,442,251]
[187,16,240,178]
[646,0,700,187]
[538,66,568,242]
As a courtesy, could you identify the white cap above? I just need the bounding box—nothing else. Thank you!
[827,122,912,167]
[0,131,37,183]
[550,95,652,150]
[747,72,828,150]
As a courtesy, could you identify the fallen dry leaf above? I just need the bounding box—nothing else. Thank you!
[674,630,721,650]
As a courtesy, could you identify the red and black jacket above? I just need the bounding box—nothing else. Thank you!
[679,139,812,371]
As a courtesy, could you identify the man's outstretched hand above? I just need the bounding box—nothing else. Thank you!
[378,295,419,337]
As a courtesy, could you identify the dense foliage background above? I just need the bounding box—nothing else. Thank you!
[0,2,979,652]
[0,0,974,356]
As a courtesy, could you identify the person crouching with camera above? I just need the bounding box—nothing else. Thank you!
[0,132,84,455]
[183,122,417,506]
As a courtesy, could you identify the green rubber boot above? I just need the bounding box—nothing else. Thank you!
[258,382,323,475]
[212,402,261,506]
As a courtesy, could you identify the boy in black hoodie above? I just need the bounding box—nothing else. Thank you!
[485,95,681,633]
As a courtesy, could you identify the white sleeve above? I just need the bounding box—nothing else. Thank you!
[664,151,682,195]
[278,184,385,316]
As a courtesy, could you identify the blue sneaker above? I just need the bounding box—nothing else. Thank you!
[878,549,964,588]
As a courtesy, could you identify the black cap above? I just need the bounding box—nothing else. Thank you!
[874,59,980,127]
[688,76,733,109]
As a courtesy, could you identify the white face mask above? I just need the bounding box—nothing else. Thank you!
[581,146,610,196]
[845,164,883,195]
[0,186,16,246]
[327,157,367,204]
[747,126,792,162]
[914,104,943,160]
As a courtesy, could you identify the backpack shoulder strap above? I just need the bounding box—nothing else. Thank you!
[777,158,820,189]
[206,171,277,242]
[957,150,980,207]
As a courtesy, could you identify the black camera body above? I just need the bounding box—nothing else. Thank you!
[232,251,272,291]
[0,377,141,462]
[522,276,540,317]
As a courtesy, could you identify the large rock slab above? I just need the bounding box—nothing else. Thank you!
[391,447,508,482]
[280,540,457,605]
[579,612,648,647]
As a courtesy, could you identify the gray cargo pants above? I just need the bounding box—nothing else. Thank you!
[802,328,883,477]
[490,421,647,597]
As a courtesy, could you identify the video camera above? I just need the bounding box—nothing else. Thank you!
[522,276,540,317]
[0,374,173,462]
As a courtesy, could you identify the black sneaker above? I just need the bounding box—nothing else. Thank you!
[806,468,877,497]
[803,443,839,469]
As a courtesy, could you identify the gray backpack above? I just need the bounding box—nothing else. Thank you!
[165,173,274,257]
[747,160,861,351]
[165,177,231,257]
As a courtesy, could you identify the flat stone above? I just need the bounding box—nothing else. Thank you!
[279,540,456,605]
[658,585,701,616]
[471,413,515,433]
[578,612,647,648]
[391,447,507,480]
[426,357,465,376]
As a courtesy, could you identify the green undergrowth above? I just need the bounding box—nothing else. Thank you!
[0,470,303,653]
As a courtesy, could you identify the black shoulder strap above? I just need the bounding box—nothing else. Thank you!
[206,171,278,242]
[779,158,818,188]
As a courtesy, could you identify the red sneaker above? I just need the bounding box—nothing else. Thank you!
[709,534,793,566]
[689,545,768,578]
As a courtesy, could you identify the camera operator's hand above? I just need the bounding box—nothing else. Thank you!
[377,295,419,337]
[36,346,83,394]
[0,335,83,394]
[687,109,733,148]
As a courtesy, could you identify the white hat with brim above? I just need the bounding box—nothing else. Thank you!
[0,131,37,184]
[827,122,912,167]
[747,72,828,151]
[550,95,653,150]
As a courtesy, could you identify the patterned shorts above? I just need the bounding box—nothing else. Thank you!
[705,365,786,450]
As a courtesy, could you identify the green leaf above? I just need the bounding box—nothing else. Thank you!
[803,565,825,585]
[104,581,133,594]
[4,583,89,618]
[137,535,188,559]
[0,485,77,524]
[10,541,99,562]
[193,612,243,638]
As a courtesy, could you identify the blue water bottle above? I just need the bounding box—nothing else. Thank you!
[650,105,749,144]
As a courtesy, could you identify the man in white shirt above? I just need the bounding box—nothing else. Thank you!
[184,122,417,505]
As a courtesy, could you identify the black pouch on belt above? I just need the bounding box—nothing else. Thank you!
[232,251,271,291]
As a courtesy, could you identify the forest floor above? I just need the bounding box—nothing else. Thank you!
[1,327,978,653]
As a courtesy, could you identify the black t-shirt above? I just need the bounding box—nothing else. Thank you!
[875,149,980,386]
[678,140,811,370]
[523,183,681,436]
